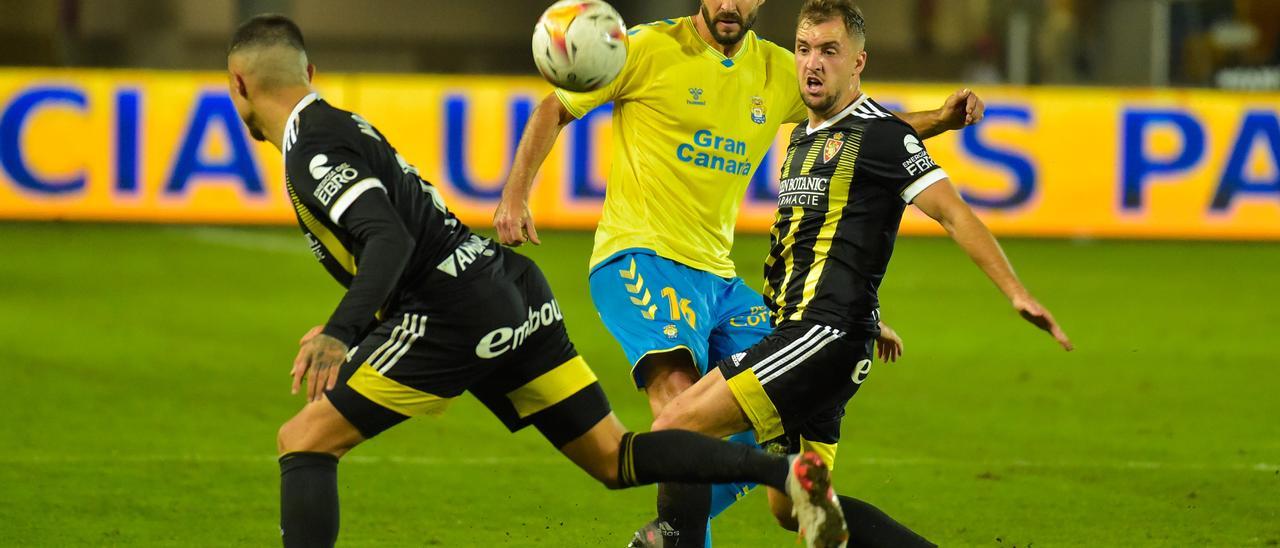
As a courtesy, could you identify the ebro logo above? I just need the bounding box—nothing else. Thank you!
[475,300,565,359]
[903,135,923,154]
[309,154,361,205]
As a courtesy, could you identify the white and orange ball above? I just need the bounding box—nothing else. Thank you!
[532,0,627,92]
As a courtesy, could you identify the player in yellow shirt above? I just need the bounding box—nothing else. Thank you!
[494,2,983,545]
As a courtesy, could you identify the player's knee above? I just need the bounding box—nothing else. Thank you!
[276,411,358,457]
[650,404,693,432]
[277,417,304,454]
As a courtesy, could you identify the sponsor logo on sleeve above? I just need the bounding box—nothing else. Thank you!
[309,153,361,206]
[901,135,936,176]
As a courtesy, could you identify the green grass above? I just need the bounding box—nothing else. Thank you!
[0,223,1277,547]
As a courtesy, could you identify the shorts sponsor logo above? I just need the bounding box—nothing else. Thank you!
[851,358,872,385]
[475,299,564,359]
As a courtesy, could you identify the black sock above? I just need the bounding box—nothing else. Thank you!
[280,452,340,548]
[617,430,788,491]
[838,495,936,548]
[654,483,711,547]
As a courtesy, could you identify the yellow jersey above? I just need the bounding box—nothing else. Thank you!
[556,17,805,278]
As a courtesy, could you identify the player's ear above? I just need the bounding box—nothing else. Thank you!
[853,49,867,76]
[233,72,250,100]
[306,63,316,83]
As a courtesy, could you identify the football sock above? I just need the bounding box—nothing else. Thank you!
[654,483,711,547]
[838,495,936,548]
[707,430,759,518]
[617,430,789,491]
[280,452,340,548]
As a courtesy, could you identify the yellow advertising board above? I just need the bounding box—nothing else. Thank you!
[0,69,1276,239]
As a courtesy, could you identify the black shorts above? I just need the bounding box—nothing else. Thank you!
[719,321,875,465]
[326,248,612,448]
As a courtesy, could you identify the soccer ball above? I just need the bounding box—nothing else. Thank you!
[532,0,627,92]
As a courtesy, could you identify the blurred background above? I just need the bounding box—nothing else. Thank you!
[2,0,1280,88]
[0,1,1277,546]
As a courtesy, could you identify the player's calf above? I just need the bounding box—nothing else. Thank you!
[276,398,367,548]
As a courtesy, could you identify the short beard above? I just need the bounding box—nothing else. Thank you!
[243,112,268,142]
[700,4,757,46]
[803,93,839,117]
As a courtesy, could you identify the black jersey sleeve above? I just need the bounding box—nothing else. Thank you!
[285,136,412,346]
[285,138,387,225]
[856,119,949,204]
[320,190,413,345]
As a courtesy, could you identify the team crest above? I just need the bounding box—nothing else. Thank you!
[823,132,845,163]
[750,96,766,124]
[663,324,679,339]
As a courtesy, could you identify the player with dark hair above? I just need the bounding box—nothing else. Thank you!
[226,14,846,548]
[643,1,1075,546]
[496,2,985,545]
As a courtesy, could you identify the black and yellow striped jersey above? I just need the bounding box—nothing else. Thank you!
[764,95,948,336]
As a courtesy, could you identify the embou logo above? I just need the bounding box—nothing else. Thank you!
[475,300,564,358]
[851,359,872,385]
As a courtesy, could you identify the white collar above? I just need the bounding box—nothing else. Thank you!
[282,92,320,154]
[806,93,868,135]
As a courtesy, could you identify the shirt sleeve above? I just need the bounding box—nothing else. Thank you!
[319,190,414,346]
[285,139,387,224]
[553,25,650,119]
[856,119,949,204]
[286,135,411,346]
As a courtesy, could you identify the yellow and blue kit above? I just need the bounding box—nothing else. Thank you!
[560,17,804,383]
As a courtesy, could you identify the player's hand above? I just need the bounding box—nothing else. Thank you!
[493,192,541,247]
[875,321,903,363]
[1012,296,1073,351]
[291,328,350,402]
[937,88,985,130]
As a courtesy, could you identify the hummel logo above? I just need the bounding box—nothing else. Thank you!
[687,87,706,106]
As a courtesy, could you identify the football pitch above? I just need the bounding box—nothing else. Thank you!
[0,223,1276,547]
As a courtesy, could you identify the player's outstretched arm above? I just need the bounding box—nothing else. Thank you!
[494,93,576,246]
[912,179,1073,351]
[895,88,986,140]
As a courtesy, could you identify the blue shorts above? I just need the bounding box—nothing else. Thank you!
[589,250,773,388]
